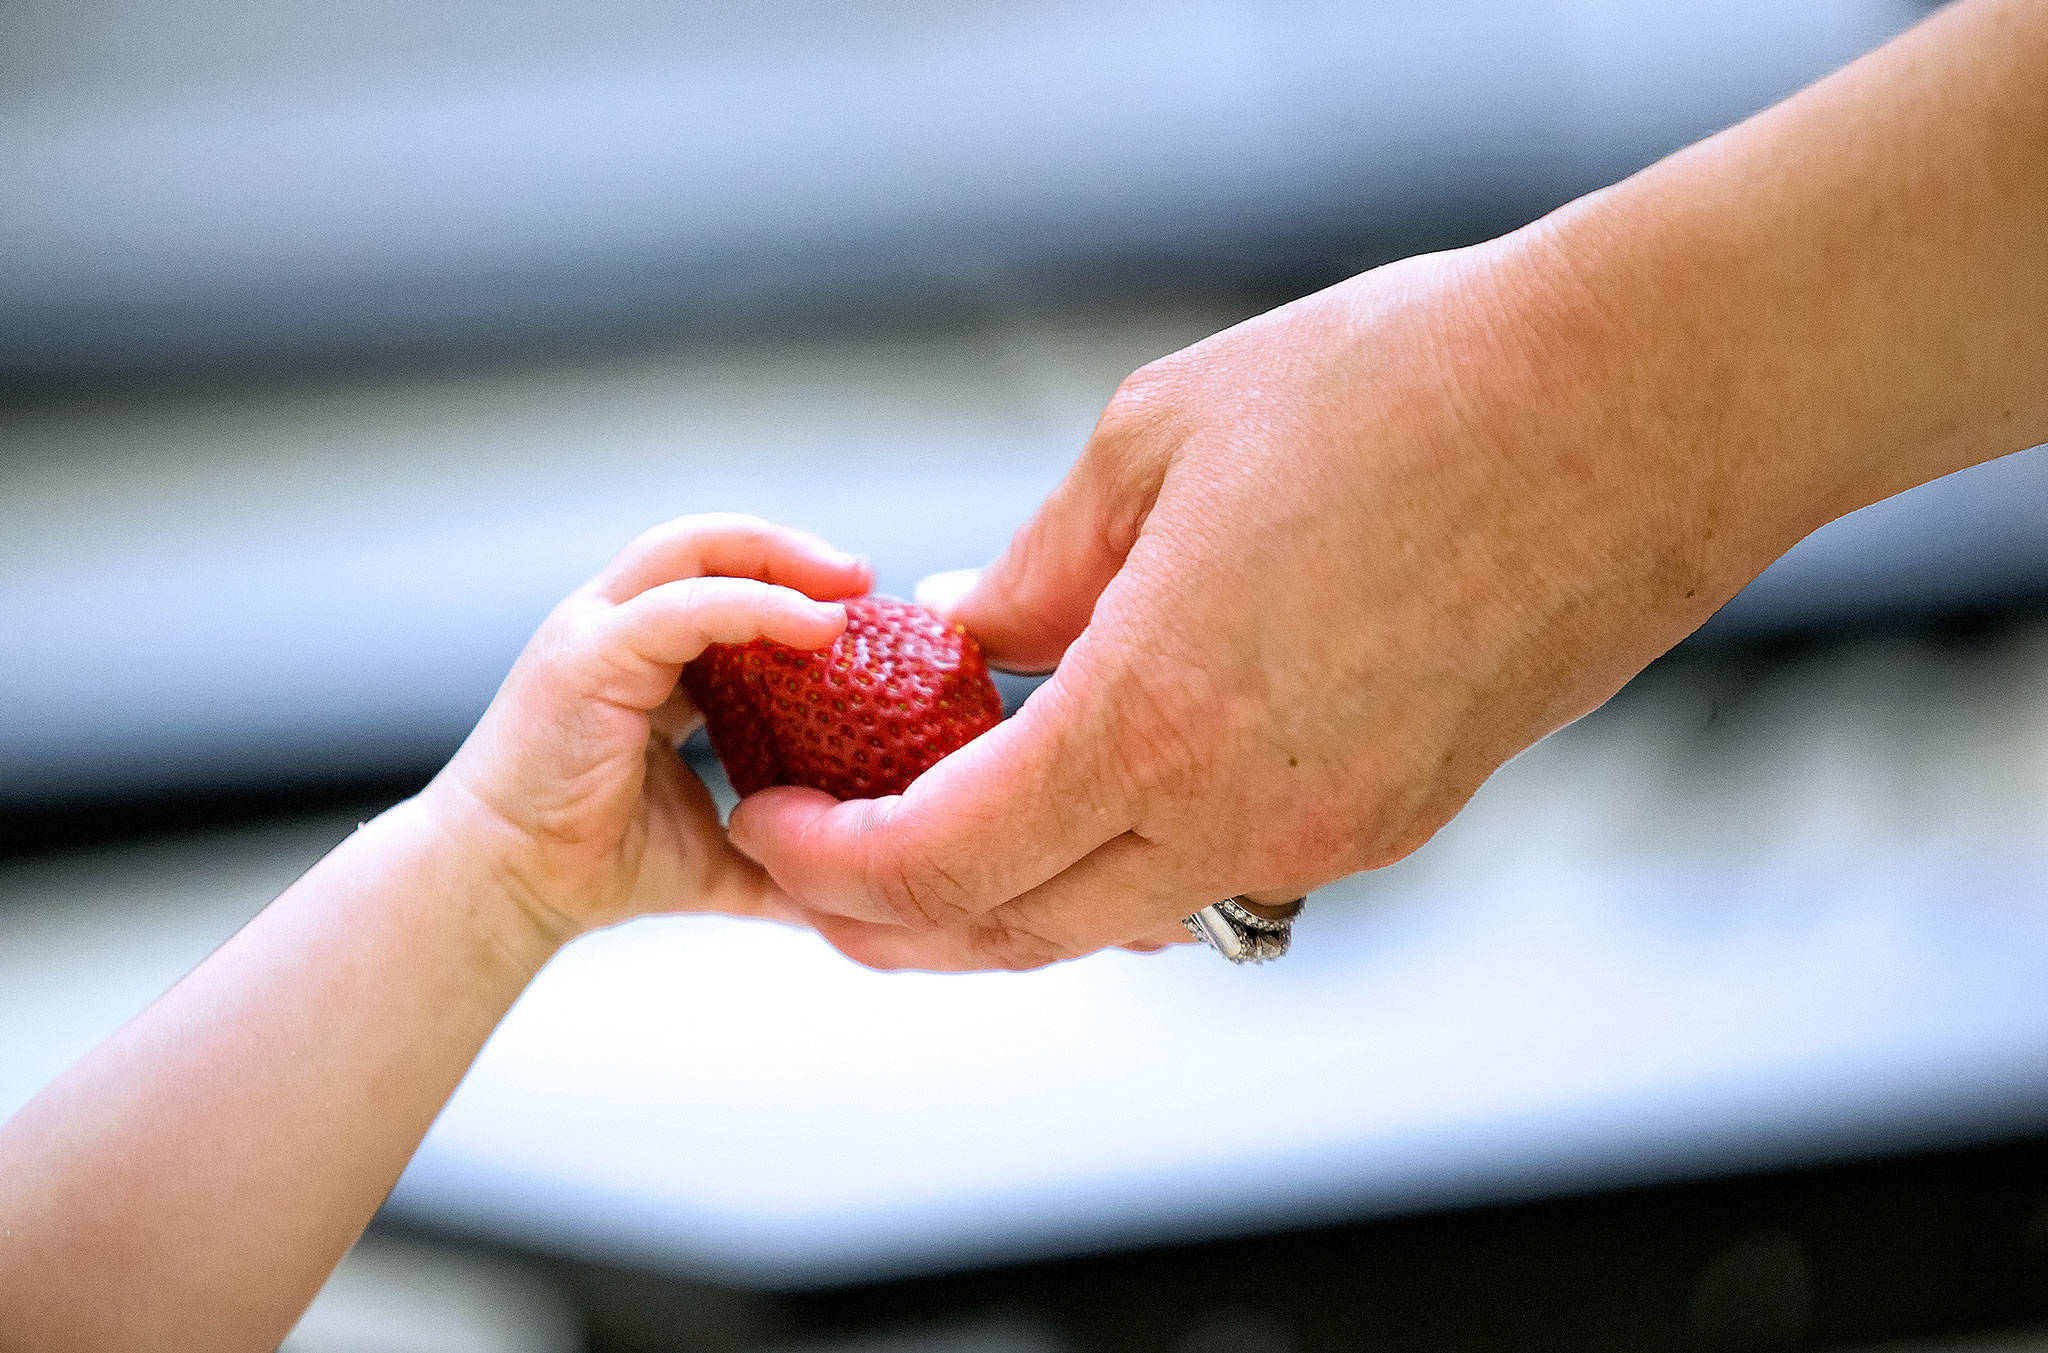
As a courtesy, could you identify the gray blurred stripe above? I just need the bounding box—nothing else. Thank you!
[0,0,1922,374]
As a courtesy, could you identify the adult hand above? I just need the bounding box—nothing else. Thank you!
[729,236,1792,969]
[732,0,2048,970]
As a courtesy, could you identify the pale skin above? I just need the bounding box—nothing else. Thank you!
[0,516,870,1353]
[731,0,2048,970]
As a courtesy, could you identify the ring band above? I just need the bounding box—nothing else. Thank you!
[1183,895,1304,964]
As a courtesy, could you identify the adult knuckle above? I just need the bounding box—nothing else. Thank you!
[1238,747,1422,884]
[1110,349,1199,423]
[1087,364,1183,470]
[1342,771,1442,873]
[1099,363,1172,437]
[863,827,973,931]
[1078,370,1182,506]
[977,920,1068,972]
[1352,827,1423,874]
[1282,788,1372,879]
[1384,795,1460,869]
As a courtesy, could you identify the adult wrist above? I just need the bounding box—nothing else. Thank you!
[1424,211,1793,632]
[1480,180,1871,601]
[1507,0,2048,550]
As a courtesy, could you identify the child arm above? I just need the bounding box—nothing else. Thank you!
[0,515,865,1352]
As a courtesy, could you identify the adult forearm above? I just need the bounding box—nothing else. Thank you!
[728,0,2048,972]
[1521,0,2048,567]
[0,796,558,1353]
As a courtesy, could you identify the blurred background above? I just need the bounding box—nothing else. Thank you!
[7,0,2048,1349]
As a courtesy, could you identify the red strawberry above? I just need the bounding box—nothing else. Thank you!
[682,595,1003,799]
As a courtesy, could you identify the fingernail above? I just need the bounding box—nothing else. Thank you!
[915,568,979,618]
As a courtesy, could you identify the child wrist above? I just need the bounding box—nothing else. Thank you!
[398,780,585,960]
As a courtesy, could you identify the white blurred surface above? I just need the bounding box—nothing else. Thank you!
[283,1234,580,1353]
[6,629,2048,1285]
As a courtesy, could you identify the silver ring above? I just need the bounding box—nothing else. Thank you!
[1183,895,1304,964]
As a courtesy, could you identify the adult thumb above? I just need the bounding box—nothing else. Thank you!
[917,454,1146,673]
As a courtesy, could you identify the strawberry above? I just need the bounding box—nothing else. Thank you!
[682,595,1003,799]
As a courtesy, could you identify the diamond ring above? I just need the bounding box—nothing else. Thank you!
[1183,895,1305,964]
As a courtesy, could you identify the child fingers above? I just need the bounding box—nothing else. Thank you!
[644,743,805,920]
[595,513,870,604]
[594,578,846,710]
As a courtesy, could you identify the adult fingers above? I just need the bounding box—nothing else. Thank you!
[726,668,1133,928]
[814,878,1307,968]
[917,401,1164,672]
[595,512,870,605]
[805,910,1188,967]
[592,577,846,711]
[1122,920,1201,952]
[785,832,1200,971]
[964,831,1207,964]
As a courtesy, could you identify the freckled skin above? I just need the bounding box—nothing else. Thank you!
[684,597,1004,799]
[727,0,2048,971]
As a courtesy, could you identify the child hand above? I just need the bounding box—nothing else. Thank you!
[420,514,869,943]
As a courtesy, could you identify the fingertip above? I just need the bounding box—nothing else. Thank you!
[915,565,1073,674]
[757,590,848,650]
[808,550,872,601]
[726,784,842,860]
[806,597,850,635]
[914,568,980,619]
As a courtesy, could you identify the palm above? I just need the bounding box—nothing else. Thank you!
[431,515,868,941]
